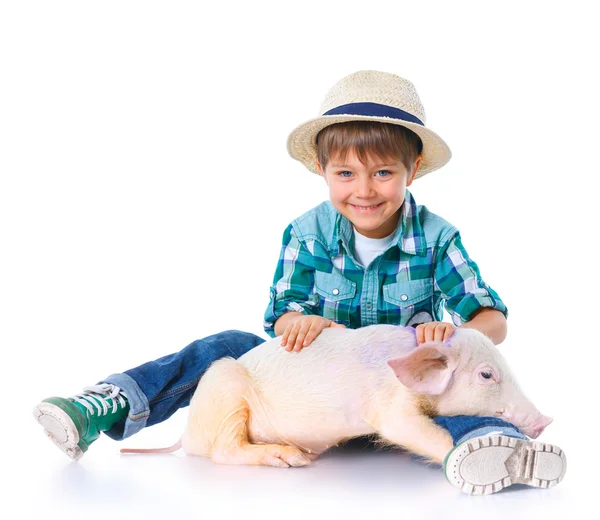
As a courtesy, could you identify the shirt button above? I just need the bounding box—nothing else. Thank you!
[365,303,373,310]
[332,288,339,295]
[401,294,408,301]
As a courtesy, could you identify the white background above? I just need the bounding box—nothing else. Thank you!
[1,1,598,518]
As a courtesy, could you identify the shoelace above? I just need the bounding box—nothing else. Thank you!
[73,383,128,416]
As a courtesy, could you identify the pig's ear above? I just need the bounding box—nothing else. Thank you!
[387,342,458,395]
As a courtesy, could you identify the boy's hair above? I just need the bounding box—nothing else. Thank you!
[316,121,423,173]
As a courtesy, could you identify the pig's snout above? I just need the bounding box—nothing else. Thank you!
[502,411,553,439]
[522,414,553,439]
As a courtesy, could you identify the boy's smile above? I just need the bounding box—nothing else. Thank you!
[348,202,384,213]
[317,150,420,239]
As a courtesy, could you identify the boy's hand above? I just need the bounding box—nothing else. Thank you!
[415,322,455,345]
[281,315,346,352]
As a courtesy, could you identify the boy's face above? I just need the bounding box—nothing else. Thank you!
[317,149,420,239]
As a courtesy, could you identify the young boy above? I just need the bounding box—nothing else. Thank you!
[34,70,566,496]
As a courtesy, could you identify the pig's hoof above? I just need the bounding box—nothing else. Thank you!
[212,444,312,468]
[444,435,567,495]
[263,446,312,468]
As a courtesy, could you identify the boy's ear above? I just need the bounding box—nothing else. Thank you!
[406,155,422,187]
[315,157,323,174]
[315,158,328,183]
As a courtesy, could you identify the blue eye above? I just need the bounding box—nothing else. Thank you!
[338,171,353,178]
[376,170,391,177]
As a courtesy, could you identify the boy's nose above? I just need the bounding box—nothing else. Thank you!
[356,179,376,198]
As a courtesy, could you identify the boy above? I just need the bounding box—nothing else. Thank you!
[34,70,566,495]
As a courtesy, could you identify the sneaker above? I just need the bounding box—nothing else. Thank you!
[444,434,567,495]
[33,383,129,460]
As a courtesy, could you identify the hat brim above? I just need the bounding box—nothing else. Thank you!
[287,114,451,179]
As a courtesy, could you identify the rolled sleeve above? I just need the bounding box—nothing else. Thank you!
[263,225,320,337]
[434,232,508,326]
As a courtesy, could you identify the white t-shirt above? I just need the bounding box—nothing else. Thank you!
[352,227,395,267]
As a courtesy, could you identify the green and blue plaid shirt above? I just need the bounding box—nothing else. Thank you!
[263,190,507,337]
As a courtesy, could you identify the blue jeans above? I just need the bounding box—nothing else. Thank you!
[101,330,527,446]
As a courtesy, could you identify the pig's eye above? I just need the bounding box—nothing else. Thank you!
[478,370,498,383]
[476,365,499,384]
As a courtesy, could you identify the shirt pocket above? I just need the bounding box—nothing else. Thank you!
[383,279,434,308]
[314,270,356,323]
[314,271,356,300]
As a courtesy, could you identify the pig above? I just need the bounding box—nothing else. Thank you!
[121,324,554,469]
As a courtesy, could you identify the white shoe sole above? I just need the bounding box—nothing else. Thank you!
[33,402,84,461]
[445,435,567,495]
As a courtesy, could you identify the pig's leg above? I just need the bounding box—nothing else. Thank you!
[184,358,312,468]
[376,413,454,464]
[212,443,313,468]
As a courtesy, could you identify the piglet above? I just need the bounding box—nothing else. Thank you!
[121,325,554,469]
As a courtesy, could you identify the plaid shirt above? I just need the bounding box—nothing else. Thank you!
[263,190,507,337]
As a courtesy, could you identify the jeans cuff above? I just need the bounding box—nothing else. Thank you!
[99,373,150,440]
[455,425,528,446]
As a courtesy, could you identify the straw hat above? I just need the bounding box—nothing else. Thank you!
[287,70,452,179]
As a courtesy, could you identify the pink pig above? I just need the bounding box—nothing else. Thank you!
[122,324,554,469]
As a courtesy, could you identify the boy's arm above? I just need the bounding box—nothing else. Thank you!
[434,231,509,345]
[263,224,320,338]
[459,307,507,345]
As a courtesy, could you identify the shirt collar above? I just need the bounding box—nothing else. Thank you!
[329,189,427,257]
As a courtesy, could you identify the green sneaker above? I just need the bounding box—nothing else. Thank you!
[444,434,567,495]
[33,383,129,460]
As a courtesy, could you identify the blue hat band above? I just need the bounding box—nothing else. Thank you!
[323,102,424,126]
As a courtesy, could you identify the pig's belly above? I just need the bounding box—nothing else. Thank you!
[237,341,378,453]
[245,401,375,454]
